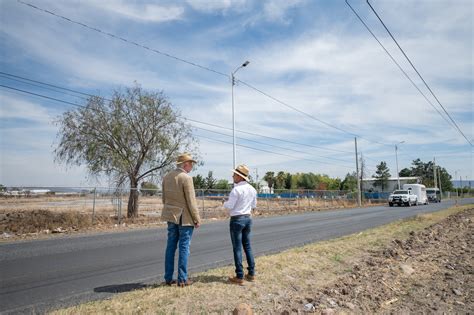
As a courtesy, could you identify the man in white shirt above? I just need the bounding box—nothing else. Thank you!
[223,164,257,285]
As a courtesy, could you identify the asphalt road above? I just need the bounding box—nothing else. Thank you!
[1,198,472,314]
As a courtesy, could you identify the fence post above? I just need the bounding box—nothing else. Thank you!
[201,189,205,219]
[297,191,300,210]
[117,190,122,225]
[92,187,96,224]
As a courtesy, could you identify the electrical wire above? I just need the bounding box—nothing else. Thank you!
[0,71,355,155]
[366,0,472,146]
[0,84,358,170]
[16,1,229,79]
[344,0,456,132]
[193,125,355,166]
[0,73,91,101]
[197,134,355,169]
[185,118,353,154]
[17,0,396,147]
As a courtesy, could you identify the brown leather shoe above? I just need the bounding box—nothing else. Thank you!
[245,274,256,282]
[178,280,193,287]
[228,276,244,286]
[165,280,177,286]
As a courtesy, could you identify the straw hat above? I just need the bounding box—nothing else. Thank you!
[232,164,250,181]
[176,153,197,165]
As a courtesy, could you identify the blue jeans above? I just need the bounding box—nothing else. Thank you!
[164,222,194,283]
[230,216,255,279]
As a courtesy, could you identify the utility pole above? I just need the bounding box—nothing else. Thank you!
[395,141,405,189]
[437,166,443,198]
[433,157,437,188]
[354,137,361,207]
[455,170,459,197]
[255,168,259,193]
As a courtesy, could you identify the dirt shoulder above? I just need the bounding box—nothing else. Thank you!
[51,204,473,314]
[0,199,381,242]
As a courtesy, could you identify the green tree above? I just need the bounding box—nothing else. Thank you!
[263,171,275,191]
[215,179,231,190]
[340,172,358,191]
[54,84,197,218]
[141,181,158,196]
[399,167,411,177]
[205,171,216,190]
[373,161,391,191]
[298,173,316,189]
[193,174,205,189]
[274,171,286,190]
[0,184,6,192]
[284,173,292,189]
[399,159,453,191]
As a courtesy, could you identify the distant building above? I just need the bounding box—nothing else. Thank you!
[259,181,272,194]
[362,177,420,192]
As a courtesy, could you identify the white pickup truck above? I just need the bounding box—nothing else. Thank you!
[388,190,418,207]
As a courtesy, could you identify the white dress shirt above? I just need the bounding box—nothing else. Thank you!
[223,181,257,216]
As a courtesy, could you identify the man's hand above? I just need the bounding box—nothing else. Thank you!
[194,222,201,229]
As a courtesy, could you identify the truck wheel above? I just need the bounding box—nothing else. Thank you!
[389,202,393,207]
[406,201,410,207]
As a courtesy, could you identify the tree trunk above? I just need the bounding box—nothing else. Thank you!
[127,179,139,218]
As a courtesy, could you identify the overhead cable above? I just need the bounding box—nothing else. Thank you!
[0,84,357,170]
[0,71,354,155]
[365,0,472,146]
[17,0,394,147]
[344,0,456,131]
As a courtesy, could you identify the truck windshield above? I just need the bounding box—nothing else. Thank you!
[426,190,436,194]
[393,190,408,194]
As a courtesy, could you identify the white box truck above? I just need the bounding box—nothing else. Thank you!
[403,184,428,205]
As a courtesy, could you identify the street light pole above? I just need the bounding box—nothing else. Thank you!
[395,141,405,190]
[231,60,250,170]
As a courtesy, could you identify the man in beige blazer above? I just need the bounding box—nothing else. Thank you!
[161,153,201,287]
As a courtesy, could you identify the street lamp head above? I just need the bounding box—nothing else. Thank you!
[242,61,250,67]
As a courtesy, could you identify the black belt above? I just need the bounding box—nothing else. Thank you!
[231,214,250,219]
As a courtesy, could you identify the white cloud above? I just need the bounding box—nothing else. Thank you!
[1,0,472,185]
[185,0,247,14]
[0,94,56,125]
[262,0,306,23]
[93,1,184,23]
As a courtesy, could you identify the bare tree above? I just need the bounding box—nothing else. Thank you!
[54,84,198,217]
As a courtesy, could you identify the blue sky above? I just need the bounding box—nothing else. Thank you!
[0,0,472,187]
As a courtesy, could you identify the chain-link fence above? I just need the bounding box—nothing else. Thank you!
[0,186,464,224]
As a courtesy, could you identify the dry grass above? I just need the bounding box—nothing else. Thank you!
[50,204,472,315]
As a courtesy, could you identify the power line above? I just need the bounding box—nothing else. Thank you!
[17,0,394,147]
[237,80,391,147]
[0,84,85,108]
[185,118,353,154]
[0,71,355,155]
[197,134,355,170]
[344,0,456,132]
[0,73,90,101]
[193,125,355,167]
[16,0,229,79]
[366,0,472,146]
[0,84,356,168]
[1,83,357,170]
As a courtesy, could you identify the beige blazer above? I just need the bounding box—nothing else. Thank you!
[161,168,201,226]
